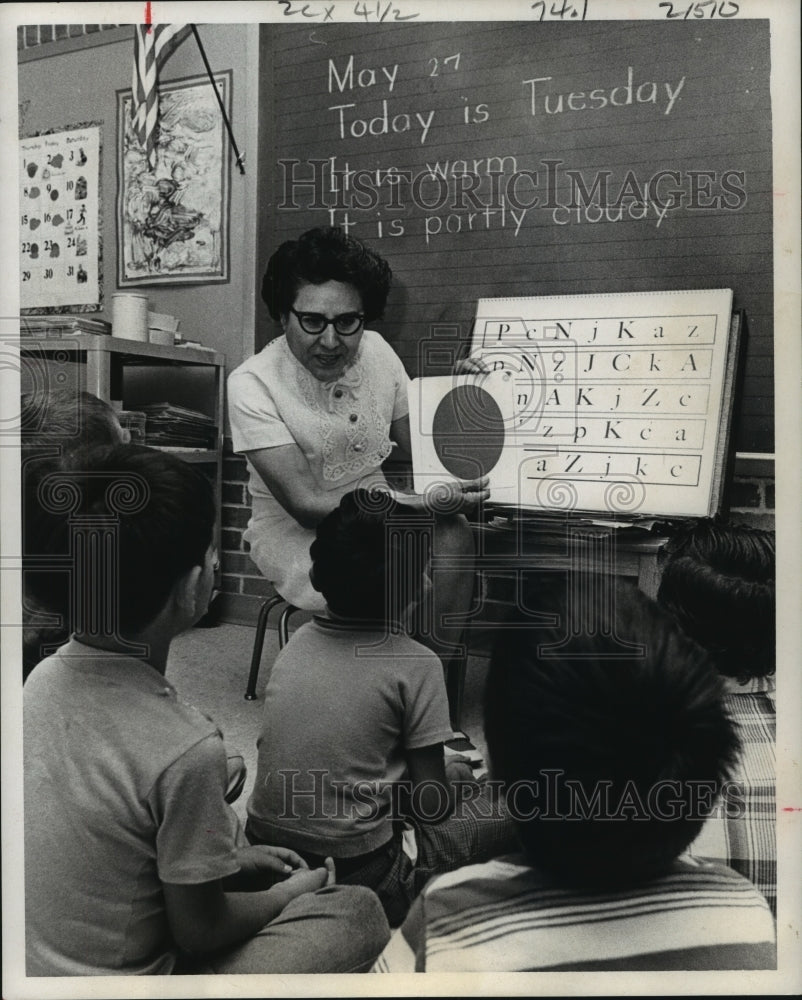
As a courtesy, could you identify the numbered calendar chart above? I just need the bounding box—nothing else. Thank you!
[19,126,100,310]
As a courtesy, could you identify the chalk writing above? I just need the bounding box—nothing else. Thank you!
[462,101,490,125]
[327,54,434,143]
[329,100,435,143]
[280,155,747,243]
[274,30,754,270]
[329,56,398,92]
[428,53,461,76]
[523,67,686,117]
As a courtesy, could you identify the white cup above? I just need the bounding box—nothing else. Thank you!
[111,293,149,341]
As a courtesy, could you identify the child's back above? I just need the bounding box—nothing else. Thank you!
[375,853,774,972]
[246,489,515,924]
[246,619,451,858]
[23,446,389,977]
[374,577,776,971]
[25,640,239,975]
[657,523,777,913]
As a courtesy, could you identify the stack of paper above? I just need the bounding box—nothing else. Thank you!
[137,403,216,449]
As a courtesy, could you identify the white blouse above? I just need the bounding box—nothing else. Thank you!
[227,330,410,606]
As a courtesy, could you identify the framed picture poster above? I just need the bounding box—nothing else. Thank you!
[19,124,102,312]
[116,71,231,286]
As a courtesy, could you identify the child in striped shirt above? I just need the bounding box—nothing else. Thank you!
[374,577,776,972]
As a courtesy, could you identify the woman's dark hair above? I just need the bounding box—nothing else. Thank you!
[484,577,739,889]
[310,488,429,621]
[28,444,215,636]
[657,522,775,682]
[262,226,392,323]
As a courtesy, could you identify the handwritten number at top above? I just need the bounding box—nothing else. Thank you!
[530,0,588,20]
[353,1,419,21]
[658,1,739,17]
[277,0,419,21]
[277,0,738,22]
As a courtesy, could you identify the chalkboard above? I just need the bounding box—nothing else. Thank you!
[257,18,773,453]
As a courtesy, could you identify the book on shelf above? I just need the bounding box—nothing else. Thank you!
[138,403,216,450]
[20,315,111,337]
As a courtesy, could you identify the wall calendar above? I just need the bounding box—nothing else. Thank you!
[19,125,101,312]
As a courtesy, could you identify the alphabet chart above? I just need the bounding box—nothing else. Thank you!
[464,289,739,519]
[19,126,101,311]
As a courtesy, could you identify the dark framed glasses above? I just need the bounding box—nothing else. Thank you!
[290,308,365,337]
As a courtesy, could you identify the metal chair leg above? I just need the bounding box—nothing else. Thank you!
[224,754,247,803]
[446,658,466,732]
[278,604,299,649]
[245,595,285,700]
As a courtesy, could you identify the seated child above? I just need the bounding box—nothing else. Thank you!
[374,577,776,971]
[24,444,389,976]
[657,522,776,915]
[245,488,516,926]
[20,388,129,679]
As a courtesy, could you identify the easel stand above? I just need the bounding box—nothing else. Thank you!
[458,513,670,659]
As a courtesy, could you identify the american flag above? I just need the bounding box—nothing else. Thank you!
[131,24,193,170]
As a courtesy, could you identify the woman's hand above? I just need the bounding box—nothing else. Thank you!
[421,475,490,515]
[453,355,491,376]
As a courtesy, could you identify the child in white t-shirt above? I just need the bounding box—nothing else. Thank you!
[246,488,515,925]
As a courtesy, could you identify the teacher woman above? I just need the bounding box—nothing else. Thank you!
[228,226,486,721]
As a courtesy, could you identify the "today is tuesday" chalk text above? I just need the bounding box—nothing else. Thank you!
[326,56,687,146]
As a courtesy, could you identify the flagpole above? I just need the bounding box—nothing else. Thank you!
[190,24,246,176]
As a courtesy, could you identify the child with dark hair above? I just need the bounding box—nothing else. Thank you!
[24,445,389,977]
[657,522,776,914]
[374,579,776,971]
[245,488,515,926]
[20,388,129,679]
[657,521,775,682]
[21,387,128,451]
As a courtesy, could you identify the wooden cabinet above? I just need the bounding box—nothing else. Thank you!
[19,333,226,584]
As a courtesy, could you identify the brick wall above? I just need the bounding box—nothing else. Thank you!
[217,439,277,624]
[727,473,775,531]
[216,442,775,626]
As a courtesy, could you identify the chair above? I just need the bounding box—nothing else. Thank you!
[244,594,300,700]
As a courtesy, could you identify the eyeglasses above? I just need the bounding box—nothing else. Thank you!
[289,308,364,337]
